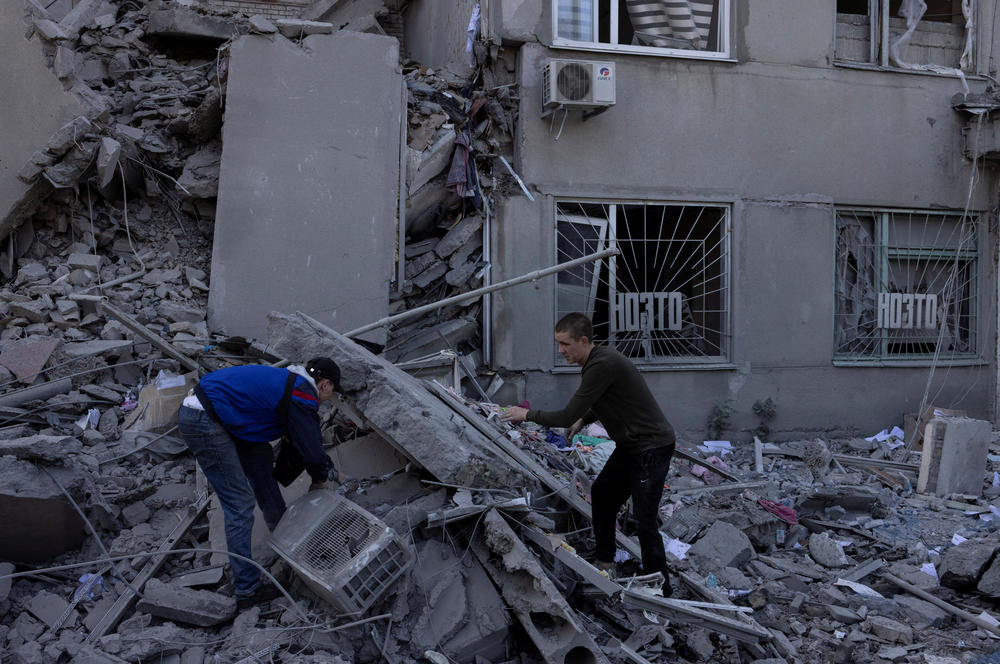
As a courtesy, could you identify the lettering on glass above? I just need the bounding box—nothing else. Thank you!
[614,292,683,331]
[876,293,938,329]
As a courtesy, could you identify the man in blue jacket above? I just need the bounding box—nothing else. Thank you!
[177,357,343,607]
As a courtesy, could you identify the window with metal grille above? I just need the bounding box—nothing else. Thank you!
[553,0,730,59]
[555,201,731,365]
[834,209,979,362]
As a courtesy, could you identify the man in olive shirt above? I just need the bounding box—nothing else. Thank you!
[503,313,676,589]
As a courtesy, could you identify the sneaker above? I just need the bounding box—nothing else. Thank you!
[236,584,283,611]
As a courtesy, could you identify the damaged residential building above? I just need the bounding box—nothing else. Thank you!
[4,0,1000,663]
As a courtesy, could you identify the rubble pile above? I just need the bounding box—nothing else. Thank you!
[386,60,519,364]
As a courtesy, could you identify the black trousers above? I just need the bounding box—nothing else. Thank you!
[592,445,674,576]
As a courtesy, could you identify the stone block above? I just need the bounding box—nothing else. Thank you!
[63,339,133,357]
[918,416,991,496]
[938,540,998,590]
[66,254,104,272]
[827,604,862,624]
[435,214,483,258]
[865,615,912,644]
[895,594,950,628]
[33,19,68,41]
[28,590,79,629]
[135,579,236,627]
[407,127,456,192]
[0,337,59,384]
[9,300,50,324]
[275,19,335,38]
[808,532,848,568]
[687,520,755,568]
[978,554,1000,598]
[0,435,83,463]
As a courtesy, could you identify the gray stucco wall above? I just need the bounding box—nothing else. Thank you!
[0,5,82,232]
[208,31,401,342]
[490,1,998,441]
[404,0,475,78]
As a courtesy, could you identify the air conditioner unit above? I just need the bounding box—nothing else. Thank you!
[541,59,616,113]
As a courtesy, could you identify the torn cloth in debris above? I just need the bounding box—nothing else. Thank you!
[757,498,798,525]
[446,127,482,206]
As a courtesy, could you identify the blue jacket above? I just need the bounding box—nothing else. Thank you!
[197,365,333,483]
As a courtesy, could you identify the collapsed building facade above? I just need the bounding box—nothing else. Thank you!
[3,0,1000,663]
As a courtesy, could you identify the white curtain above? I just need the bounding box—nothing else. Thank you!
[557,0,593,41]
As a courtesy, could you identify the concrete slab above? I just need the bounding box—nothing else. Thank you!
[208,31,401,341]
[918,416,992,496]
[0,2,83,237]
[267,311,539,492]
[146,7,244,42]
[0,457,86,562]
[0,337,59,384]
[135,579,236,627]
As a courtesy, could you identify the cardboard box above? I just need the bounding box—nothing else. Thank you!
[904,405,967,450]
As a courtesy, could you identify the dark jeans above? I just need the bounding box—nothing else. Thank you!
[177,406,287,597]
[592,445,674,577]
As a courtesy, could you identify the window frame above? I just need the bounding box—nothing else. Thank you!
[832,207,982,366]
[833,0,976,75]
[550,0,733,61]
[553,199,733,370]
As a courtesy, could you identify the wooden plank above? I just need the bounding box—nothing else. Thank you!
[758,554,826,581]
[519,524,621,596]
[832,454,919,472]
[622,589,771,643]
[841,558,884,583]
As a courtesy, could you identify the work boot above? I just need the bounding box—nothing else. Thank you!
[236,584,283,611]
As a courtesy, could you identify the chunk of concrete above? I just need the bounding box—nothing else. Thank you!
[176,142,221,199]
[407,128,456,192]
[865,615,913,644]
[473,510,610,664]
[208,31,401,341]
[938,540,998,590]
[267,311,538,492]
[96,138,121,189]
[275,19,335,38]
[68,253,103,272]
[687,520,755,568]
[146,8,243,42]
[63,339,133,357]
[0,435,83,463]
[435,214,483,259]
[33,19,69,41]
[808,532,849,568]
[9,300,50,324]
[248,16,277,34]
[0,337,59,384]
[135,579,236,627]
[978,553,1000,598]
[28,590,79,629]
[918,416,992,496]
[894,594,950,628]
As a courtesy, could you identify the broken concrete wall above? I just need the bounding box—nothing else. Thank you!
[404,0,476,78]
[208,30,402,342]
[206,0,311,20]
[0,3,84,236]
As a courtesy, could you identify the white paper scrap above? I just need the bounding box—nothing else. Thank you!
[662,536,691,561]
[835,578,884,598]
[698,440,733,456]
[952,533,968,546]
[921,562,939,578]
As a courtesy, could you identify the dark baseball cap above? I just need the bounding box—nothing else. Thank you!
[306,357,341,392]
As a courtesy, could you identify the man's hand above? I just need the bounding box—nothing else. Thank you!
[501,406,529,423]
[566,418,585,441]
[336,472,360,493]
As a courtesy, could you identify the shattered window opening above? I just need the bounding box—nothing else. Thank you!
[834,209,979,361]
[834,0,974,72]
[555,201,731,365]
[553,0,730,59]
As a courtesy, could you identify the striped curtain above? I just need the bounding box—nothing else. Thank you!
[625,0,715,50]
[557,0,594,41]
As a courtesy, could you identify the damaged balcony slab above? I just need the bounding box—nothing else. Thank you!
[267,311,539,492]
[208,30,401,341]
